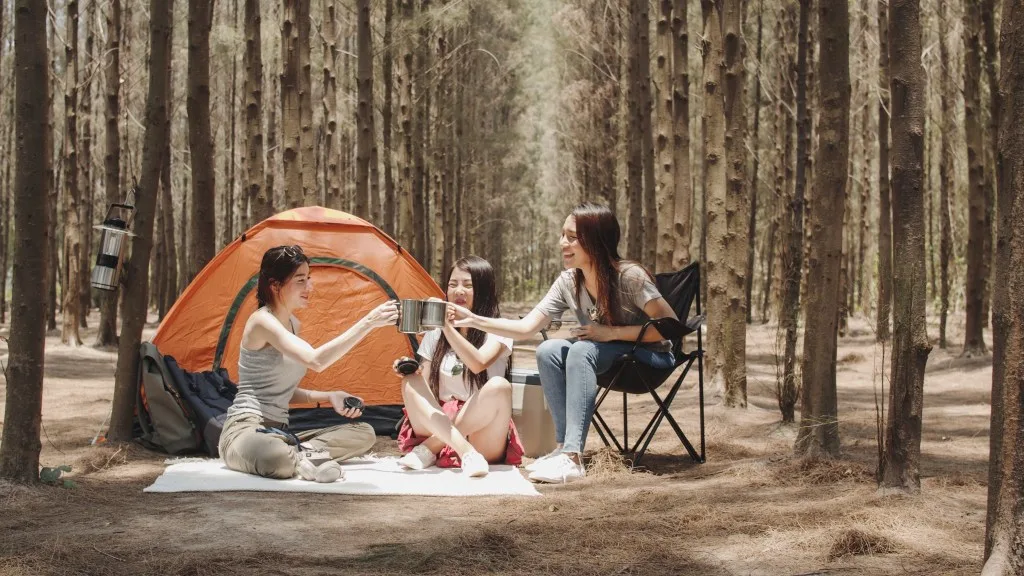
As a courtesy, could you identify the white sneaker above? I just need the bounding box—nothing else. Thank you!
[460,451,489,478]
[399,444,437,470]
[524,448,562,472]
[527,454,585,484]
[296,458,344,483]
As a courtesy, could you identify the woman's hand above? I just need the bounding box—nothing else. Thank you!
[449,303,477,329]
[364,300,399,328]
[325,391,364,419]
[392,356,422,377]
[572,323,614,342]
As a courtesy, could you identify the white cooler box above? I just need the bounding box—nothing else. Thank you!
[510,369,557,458]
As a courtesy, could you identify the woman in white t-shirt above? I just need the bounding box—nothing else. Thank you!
[395,256,524,478]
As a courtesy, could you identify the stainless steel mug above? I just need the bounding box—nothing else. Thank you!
[398,299,424,333]
[420,300,447,329]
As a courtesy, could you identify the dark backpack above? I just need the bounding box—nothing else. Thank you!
[134,342,237,457]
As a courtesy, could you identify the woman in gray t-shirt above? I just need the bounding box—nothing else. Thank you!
[452,203,677,484]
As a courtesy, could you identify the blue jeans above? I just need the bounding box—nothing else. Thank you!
[535,339,675,454]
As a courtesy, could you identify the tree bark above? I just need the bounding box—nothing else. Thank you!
[876,0,891,342]
[980,0,999,338]
[80,0,96,328]
[411,1,430,265]
[297,0,314,205]
[382,0,396,235]
[778,0,804,423]
[46,17,56,334]
[397,0,414,250]
[322,0,340,211]
[638,0,657,269]
[795,0,848,459]
[244,0,270,223]
[97,0,122,346]
[355,0,374,221]
[0,0,51,483]
[1,95,12,326]
[938,1,953,349]
[745,0,763,324]
[626,1,643,260]
[670,0,691,269]
[963,0,988,357]
[62,0,83,346]
[187,0,216,281]
[160,37,177,319]
[879,0,930,492]
[282,0,302,208]
[655,0,674,273]
[108,0,172,442]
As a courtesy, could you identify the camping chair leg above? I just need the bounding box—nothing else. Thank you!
[622,392,628,452]
[639,379,700,463]
[629,360,693,457]
[592,411,623,452]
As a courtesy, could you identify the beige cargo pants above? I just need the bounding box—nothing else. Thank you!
[218,411,376,479]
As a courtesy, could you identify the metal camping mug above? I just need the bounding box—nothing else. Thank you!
[398,299,425,333]
[419,300,447,329]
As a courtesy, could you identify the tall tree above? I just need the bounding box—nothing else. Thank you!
[108,0,172,442]
[96,0,121,346]
[879,0,930,492]
[62,0,84,346]
[982,0,1021,570]
[795,0,848,458]
[282,0,302,208]
[244,0,270,223]
[670,0,692,269]
[396,0,414,250]
[79,0,97,328]
[322,0,340,210]
[382,0,396,236]
[876,0,891,342]
[638,0,656,268]
[297,0,314,205]
[778,0,806,423]
[962,0,988,357]
[0,0,51,483]
[937,0,953,349]
[655,0,674,273]
[355,0,374,220]
[626,1,643,260]
[46,14,56,333]
[187,0,215,281]
[744,0,764,323]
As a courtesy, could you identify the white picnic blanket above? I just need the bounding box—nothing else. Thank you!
[144,456,541,497]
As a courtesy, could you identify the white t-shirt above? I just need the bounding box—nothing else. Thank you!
[416,329,513,401]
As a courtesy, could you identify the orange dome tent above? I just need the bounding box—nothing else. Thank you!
[151,206,442,432]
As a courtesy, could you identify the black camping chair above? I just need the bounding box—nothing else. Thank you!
[590,261,706,466]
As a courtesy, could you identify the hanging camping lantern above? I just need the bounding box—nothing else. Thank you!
[90,198,136,292]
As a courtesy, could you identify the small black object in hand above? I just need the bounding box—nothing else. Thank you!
[396,358,420,376]
[343,396,364,411]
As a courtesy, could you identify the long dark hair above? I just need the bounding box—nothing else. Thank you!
[571,202,646,325]
[256,245,311,308]
[428,256,503,399]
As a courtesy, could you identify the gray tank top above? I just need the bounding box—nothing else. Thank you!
[226,344,308,425]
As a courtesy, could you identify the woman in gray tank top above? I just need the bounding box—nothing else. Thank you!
[218,245,399,483]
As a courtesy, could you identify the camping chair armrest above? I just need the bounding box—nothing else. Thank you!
[630,317,685,354]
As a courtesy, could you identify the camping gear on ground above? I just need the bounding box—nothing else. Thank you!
[397,298,446,333]
[135,342,237,456]
[510,369,557,458]
[144,457,541,496]
[90,193,137,291]
[588,261,706,465]
[151,207,444,436]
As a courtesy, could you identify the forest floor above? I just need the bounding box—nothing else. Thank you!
[0,307,991,576]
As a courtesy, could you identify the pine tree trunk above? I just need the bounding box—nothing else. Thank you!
[962,0,988,357]
[638,0,657,269]
[397,0,414,250]
[654,0,674,273]
[46,19,56,334]
[778,0,805,424]
[244,0,269,223]
[876,0,892,342]
[795,0,849,459]
[879,0,930,492]
[298,0,314,205]
[382,0,396,236]
[626,2,643,260]
[355,0,374,221]
[938,1,953,349]
[265,35,279,220]
[411,1,430,266]
[108,0,172,442]
[282,0,302,208]
[856,5,870,315]
[187,0,216,281]
[670,0,691,269]
[0,0,51,483]
[97,0,121,346]
[226,0,238,240]
[61,0,83,346]
[981,2,1023,570]
[745,0,763,323]
[1,96,12,326]
[80,0,96,328]
[980,0,999,338]
[160,30,177,317]
[322,0,339,210]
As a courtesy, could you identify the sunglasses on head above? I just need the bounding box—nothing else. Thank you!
[272,245,303,262]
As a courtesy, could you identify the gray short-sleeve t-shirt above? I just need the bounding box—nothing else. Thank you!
[532,264,671,352]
